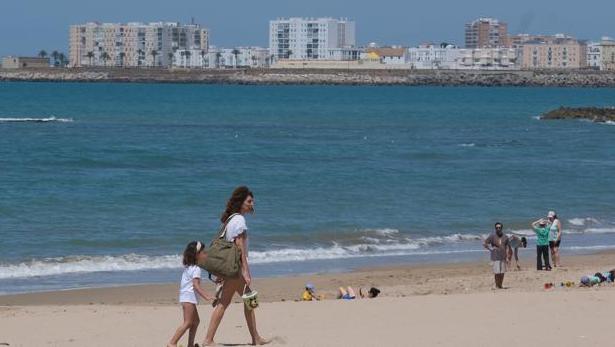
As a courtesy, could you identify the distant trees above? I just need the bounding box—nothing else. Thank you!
[86,51,94,66]
[51,51,59,66]
[38,50,48,59]
[101,52,110,66]
[231,49,240,68]
[150,50,158,67]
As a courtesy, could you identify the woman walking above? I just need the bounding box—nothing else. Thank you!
[203,186,269,346]
[547,211,562,267]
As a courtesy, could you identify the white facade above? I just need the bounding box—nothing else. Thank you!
[173,47,271,69]
[587,42,602,69]
[407,45,518,70]
[407,44,460,69]
[269,17,356,60]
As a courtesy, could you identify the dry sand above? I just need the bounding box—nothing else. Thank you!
[1,252,615,346]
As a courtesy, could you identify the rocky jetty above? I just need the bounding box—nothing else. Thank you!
[3,67,615,87]
[541,107,615,123]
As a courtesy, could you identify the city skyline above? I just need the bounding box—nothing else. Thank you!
[2,0,615,57]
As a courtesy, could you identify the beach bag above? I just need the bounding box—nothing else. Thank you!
[199,213,242,278]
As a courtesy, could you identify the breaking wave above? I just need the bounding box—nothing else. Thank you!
[0,116,73,123]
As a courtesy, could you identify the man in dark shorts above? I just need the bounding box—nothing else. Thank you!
[483,222,512,289]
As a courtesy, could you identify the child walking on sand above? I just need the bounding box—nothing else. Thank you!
[168,241,213,347]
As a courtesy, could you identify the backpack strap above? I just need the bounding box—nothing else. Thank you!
[218,213,240,239]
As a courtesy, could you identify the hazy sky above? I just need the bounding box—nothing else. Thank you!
[1,0,614,56]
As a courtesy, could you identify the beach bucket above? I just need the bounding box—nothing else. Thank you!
[242,285,259,310]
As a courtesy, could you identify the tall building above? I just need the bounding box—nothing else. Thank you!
[269,17,356,60]
[465,18,510,48]
[587,41,602,70]
[519,35,587,69]
[69,22,208,67]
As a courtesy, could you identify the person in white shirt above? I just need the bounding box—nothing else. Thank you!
[168,241,213,347]
[204,186,269,346]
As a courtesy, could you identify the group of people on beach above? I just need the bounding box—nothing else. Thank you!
[167,186,269,347]
[483,211,563,289]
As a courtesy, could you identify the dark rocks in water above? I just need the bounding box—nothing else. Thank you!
[541,107,615,123]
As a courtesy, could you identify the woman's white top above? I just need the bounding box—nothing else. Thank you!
[179,265,201,304]
[225,214,248,242]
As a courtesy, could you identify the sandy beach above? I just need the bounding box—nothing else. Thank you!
[1,251,615,346]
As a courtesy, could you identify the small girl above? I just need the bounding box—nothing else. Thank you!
[168,241,213,347]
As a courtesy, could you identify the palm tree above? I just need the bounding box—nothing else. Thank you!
[215,52,222,68]
[38,50,47,59]
[185,51,192,68]
[86,51,94,66]
[150,50,158,67]
[57,53,66,67]
[101,52,110,66]
[119,52,126,68]
[251,55,257,68]
[200,50,206,69]
[231,49,240,68]
[168,52,174,67]
[137,49,144,67]
[287,49,293,59]
[51,51,59,66]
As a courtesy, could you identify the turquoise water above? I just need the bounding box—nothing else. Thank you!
[1,82,615,293]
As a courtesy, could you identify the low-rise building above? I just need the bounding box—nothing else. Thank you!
[407,43,460,69]
[1,56,50,69]
[456,48,518,69]
[174,47,271,69]
[365,47,407,65]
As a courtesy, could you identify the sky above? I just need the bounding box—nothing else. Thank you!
[1,0,615,57]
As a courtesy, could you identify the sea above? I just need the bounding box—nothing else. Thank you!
[1,82,614,294]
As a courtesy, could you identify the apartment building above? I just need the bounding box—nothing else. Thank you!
[601,38,615,71]
[465,18,510,48]
[519,36,587,69]
[587,42,602,70]
[173,47,271,68]
[457,48,518,69]
[269,17,356,60]
[69,22,208,67]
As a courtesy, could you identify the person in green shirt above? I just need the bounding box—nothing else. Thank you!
[532,219,551,271]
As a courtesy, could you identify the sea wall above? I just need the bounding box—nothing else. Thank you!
[2,67,615,87]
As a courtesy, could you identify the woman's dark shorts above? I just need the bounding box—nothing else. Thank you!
[549,240,561,249]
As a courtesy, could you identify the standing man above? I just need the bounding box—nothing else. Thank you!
[532,219,551,271]
[483,222,512,289]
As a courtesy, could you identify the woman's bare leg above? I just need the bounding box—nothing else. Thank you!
[236,280,269,345]
[168,303,197,347]
[203,278,240,346]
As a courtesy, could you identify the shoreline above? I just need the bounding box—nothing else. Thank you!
[2,251,615,346]
[2,250,614,306]
[2,67,615,87]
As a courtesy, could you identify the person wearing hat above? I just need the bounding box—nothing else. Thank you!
[302,283,319,301]
[547,210,563,268]
[532,218,552,271]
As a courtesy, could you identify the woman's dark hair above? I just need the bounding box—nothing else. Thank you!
[221,186,254,223]
[521,237,528,248]
[183,240,203,267]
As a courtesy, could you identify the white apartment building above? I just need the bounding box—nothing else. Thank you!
[269,17,356,60]
[69,22,208,68]
[407,44,460,69]
[587,42,602,70]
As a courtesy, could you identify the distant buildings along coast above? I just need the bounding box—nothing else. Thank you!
[2,16,615,72]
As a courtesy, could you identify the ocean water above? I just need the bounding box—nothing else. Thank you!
[1,82,615,294]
